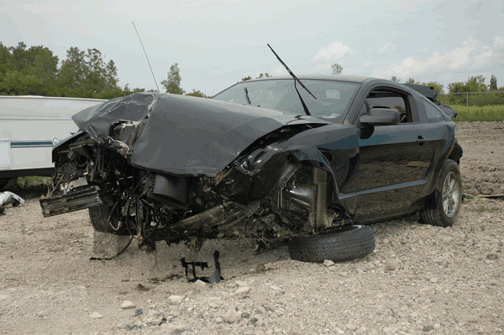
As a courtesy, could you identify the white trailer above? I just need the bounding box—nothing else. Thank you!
[0,96,107,187]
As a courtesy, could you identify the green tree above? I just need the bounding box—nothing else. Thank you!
[449,76,487,93]
[0,42,11,64]
[29,49,58,86]
[8,43,58,74]
[466,75,487,92]
[0,43,15,81]
[58,47,87,90]
[57,47,119,93]
[161,63,185,94]
[490,74,497,91]
[241,76,252,81]
[331,63,343,75]
[405,78,415,84]
[256,73,271,79]
[448,81,465,93]
[185,89,207,98]
[0,42,141,99]
[390,76,401,83]
[84,48,118,92]
[0,70,42,95]
[423,81,444,94]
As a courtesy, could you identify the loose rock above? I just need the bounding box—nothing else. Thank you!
[168,295,184,305]
[194,279,207,289]
[384,260,399,271]
[90,312,103,319]
[235,286,250,294]
[235,280,248,287]
[323,259,334,267]
[143,310,164,326]
[223,309,242,323]
[121,301,136,309]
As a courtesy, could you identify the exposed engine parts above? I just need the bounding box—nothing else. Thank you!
[40,133,345,253]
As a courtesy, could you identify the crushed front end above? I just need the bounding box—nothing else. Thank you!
[39,93,359,252]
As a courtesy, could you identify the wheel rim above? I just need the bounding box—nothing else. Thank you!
[442,171,460,218]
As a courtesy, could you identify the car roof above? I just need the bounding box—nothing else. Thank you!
[244,75,373,84]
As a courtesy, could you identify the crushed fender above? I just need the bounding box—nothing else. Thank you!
[181,250,223,284]
[0,191,25,215]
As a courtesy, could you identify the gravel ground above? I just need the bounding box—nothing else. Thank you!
[0,121,503,335]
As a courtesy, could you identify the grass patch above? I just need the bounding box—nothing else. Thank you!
[16,176,45,186]
[450,104,504,122]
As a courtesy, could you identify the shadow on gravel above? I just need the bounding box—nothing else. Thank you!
[1,178,48,200]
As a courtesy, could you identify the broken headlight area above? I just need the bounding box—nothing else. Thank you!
[40,128,347,254]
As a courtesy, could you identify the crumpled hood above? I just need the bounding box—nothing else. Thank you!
[72,92,329,177]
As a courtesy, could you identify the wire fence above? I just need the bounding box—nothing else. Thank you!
[438,91,504,116]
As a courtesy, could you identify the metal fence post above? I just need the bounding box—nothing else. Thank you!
[466,92,469,116]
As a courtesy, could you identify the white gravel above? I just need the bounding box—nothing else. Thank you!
[0,122,503,334]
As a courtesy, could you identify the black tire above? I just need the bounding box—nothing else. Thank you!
[420,159,462,227]
[288,225,375,263]
[89,203,129,235]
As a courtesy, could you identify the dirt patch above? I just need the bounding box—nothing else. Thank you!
[457,121,504,196]
[1,121,503,334]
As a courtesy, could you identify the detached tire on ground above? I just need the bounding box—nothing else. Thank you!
[288,225,375,263]
[420,159,462,227]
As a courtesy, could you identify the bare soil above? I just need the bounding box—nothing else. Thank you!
[1,121,503,335]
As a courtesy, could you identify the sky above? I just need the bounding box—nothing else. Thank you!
[1,0,503,95]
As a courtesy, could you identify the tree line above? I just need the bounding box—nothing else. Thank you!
[0,42,208,99]
[1,43,502,106]
[332,62,504,107]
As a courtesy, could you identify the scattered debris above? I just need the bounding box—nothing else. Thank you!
[181,250,223,283]
[0,191,24,215]
[136,283,150,291]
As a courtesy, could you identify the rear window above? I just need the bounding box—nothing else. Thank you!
[421,97,449,122]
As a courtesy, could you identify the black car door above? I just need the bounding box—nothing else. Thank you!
[338,86,438,221]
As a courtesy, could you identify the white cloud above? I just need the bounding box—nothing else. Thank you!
[271,65,287,76]
[373,36,502,78]
[377,42,395,55]
[346,62,373,75]
[494,36,504,49]
[313,41,353,61]
[312,63,330,73]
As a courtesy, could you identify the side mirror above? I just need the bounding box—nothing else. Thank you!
[359,108,400,126]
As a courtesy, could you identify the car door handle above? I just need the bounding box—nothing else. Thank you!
[416,136,427,146]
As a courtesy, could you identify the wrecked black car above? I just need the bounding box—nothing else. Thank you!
[39,75,463,263]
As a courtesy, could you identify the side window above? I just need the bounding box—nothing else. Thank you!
[364,88,412,123]
[358,100,370,117]
[421,98,444,122]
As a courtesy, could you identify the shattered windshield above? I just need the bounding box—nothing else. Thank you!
[213,79,360,119]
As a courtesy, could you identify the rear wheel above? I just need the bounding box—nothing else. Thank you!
[288,225,375,263]
[420,159,462,227]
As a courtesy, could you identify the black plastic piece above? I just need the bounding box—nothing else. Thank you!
[181,250,223,284]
